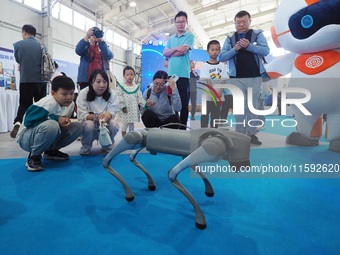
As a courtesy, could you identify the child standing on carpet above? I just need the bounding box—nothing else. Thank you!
[116,66,145,136]
[200,40,229,128]
[76,69,120,155]
[16,76,83,172]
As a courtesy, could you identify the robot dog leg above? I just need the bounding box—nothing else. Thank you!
[144,128,250,229]
[143,128,217,197]
[168,131,240,229]
[102,128,215,203]
[103,130,156,201]
[129,147,156,191]
[103,128,250,229]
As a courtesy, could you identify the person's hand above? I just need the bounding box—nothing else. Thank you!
[59,116,71,127]
[234,41,243,51]
[164,59,169,68]
[168,78,177,91]
[146,99,155,107]
[238,38,250,49]
[192,70,199,77]
[84,28,94,41]
[177,45,190,53]
[99,112,112,123]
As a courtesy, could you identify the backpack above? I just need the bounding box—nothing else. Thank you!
[41,45,55,81]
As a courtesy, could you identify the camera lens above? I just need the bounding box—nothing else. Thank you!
[94,30,104,38]
[93,27,104,38]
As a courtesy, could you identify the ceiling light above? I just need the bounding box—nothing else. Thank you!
[129,2,136,7]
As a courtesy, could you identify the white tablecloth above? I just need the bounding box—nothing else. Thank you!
[0,88,19,133]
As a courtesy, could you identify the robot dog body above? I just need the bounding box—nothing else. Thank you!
[102,127,251,229]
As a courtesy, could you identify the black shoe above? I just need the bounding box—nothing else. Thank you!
[26,154,44,171]
[10,122,21,138]
[249,135,262,145]
[43,149,69,160]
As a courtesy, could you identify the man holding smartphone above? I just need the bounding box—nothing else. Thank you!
[219,10,269,145]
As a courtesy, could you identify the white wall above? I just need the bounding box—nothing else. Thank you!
[0,2,41,48]
[0,0,138,84]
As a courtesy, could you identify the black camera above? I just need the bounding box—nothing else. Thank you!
[93,27,104,38]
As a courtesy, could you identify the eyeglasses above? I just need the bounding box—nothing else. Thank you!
[153,82,166,88]
[235,20,250,26]
[175,21,187,24]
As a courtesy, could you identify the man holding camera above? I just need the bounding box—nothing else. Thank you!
[75,27,113,90]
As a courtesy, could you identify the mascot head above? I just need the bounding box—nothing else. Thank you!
[271,0,340,53]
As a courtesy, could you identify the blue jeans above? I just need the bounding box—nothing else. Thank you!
[80,119,119,151]
[17,120,83,156]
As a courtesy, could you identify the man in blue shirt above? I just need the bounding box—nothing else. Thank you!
[163,11,194,130]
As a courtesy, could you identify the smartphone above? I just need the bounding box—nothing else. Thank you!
[238,32,246,40]
[169,74,179,83]
[166,74,179,95]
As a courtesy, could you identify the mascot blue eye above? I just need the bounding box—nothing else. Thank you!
[301,15,314,29]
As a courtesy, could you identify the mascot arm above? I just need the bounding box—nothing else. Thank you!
[266,53,296,78]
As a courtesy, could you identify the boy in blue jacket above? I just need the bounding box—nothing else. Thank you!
[16,76,83,171]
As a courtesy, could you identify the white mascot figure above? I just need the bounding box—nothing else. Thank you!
[266,0,340,152]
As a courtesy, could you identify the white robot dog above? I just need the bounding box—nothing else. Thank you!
[102,127,251,229]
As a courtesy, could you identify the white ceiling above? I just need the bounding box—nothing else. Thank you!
[59,0,281,48]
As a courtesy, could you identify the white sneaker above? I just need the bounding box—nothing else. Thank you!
[79,147,90,155]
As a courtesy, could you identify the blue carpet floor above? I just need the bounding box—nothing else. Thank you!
[1,145,339,255]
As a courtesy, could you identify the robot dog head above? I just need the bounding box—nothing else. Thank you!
[199,130,251,170]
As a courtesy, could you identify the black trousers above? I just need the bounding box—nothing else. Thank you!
[177,77,190,129]
[142,110,181,129]
[220,95,233,119]
[190,80,197,117]
[200,101,221,128]
[14,83,47,124]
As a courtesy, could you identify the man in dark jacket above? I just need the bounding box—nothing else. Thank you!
[11,24,47,138]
